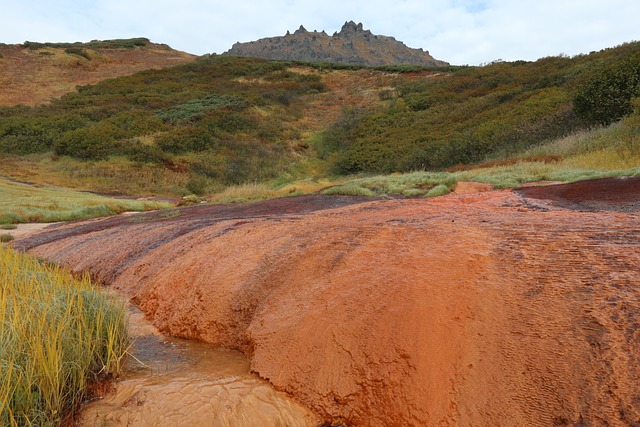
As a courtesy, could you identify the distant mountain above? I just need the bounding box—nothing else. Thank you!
[223,21,449,67]
[0,38,196,106]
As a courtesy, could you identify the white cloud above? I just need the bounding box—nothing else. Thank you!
[1,0,639,65]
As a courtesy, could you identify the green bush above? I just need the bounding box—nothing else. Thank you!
[54,124,122,160]
[0,114,89,155]
[65,47,91,60]
[574,53,640,125]
[124,140,167,163]
[156,127,219,153]
[155,95,246,123]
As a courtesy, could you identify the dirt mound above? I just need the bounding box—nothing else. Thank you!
[15,183,640,426]
[516,176,640,212]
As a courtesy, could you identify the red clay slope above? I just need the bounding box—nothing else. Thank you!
[15,178,640,426]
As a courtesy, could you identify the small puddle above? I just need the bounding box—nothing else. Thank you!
[79,304,319,426]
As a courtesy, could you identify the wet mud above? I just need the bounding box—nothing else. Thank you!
[516,175,640,213]
[15,180,640,426]
[80,305,319,426]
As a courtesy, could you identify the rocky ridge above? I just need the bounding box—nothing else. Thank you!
[224,20,449,67]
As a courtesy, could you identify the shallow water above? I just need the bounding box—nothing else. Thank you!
[79,305,318,427]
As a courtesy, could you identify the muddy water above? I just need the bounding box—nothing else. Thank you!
[79,305,319,427]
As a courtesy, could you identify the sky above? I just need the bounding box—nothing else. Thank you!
[1,0,639,65]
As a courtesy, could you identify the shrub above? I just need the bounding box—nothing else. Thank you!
[64,47,91,60]
[0,233,13,242]
[155,95,246,123]
[124,141,167,163]
[574,53,640,125]
[54,124,121,160]
[156,127,219,153]
[0,114,89,155]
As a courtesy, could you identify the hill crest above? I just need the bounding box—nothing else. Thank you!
[224,21,449,67]
[0,38,196,106]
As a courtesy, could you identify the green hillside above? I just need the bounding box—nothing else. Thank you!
[0,42,638,199]
[322,41,640,174]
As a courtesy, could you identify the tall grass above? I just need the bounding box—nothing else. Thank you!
[321,171,457,197]
[0,246,128,425]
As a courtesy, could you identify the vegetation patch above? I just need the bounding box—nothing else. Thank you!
[324,42,640,174]
[1,43,639,200]
[0,177,170,224]
[22,38,150,50]
[155,95,246,123]
[0,246,128,425]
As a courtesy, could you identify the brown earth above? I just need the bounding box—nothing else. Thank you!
[14,178,640,426]
[0,42,195,106]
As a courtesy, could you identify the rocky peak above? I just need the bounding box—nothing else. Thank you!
[340,21,363,33]
[223,21,449,67]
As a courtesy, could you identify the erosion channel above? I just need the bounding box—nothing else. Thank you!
[80,303,319,426]
[13,179,640,426]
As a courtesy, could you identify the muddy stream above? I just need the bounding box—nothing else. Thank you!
[79,304,319,426]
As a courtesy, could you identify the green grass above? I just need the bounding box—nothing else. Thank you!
[0,245,128,425]
[321,171,457,198]
[319,155,639,198]
[0,234,13,243]
[0,224,17,230]
[0,176,171,224]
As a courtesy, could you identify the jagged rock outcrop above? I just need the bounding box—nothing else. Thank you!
[223,20,449,67]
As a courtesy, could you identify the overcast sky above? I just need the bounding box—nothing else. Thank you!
[2,0,639,65]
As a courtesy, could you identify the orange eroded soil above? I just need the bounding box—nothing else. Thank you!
[15,178,640,426]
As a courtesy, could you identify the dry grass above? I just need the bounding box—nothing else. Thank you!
[207,179,331,204]
[0,154,189,198]
[0,245,128,425]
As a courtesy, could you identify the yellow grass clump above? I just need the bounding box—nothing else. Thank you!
[0,246,128,425]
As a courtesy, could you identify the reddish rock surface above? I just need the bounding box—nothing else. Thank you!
[15,179,640,426]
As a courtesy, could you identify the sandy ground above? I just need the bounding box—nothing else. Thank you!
[14,177,640,426]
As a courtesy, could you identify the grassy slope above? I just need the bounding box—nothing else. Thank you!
[0,39,196,106]
[0,58,397,197]
[0,42,637,209]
